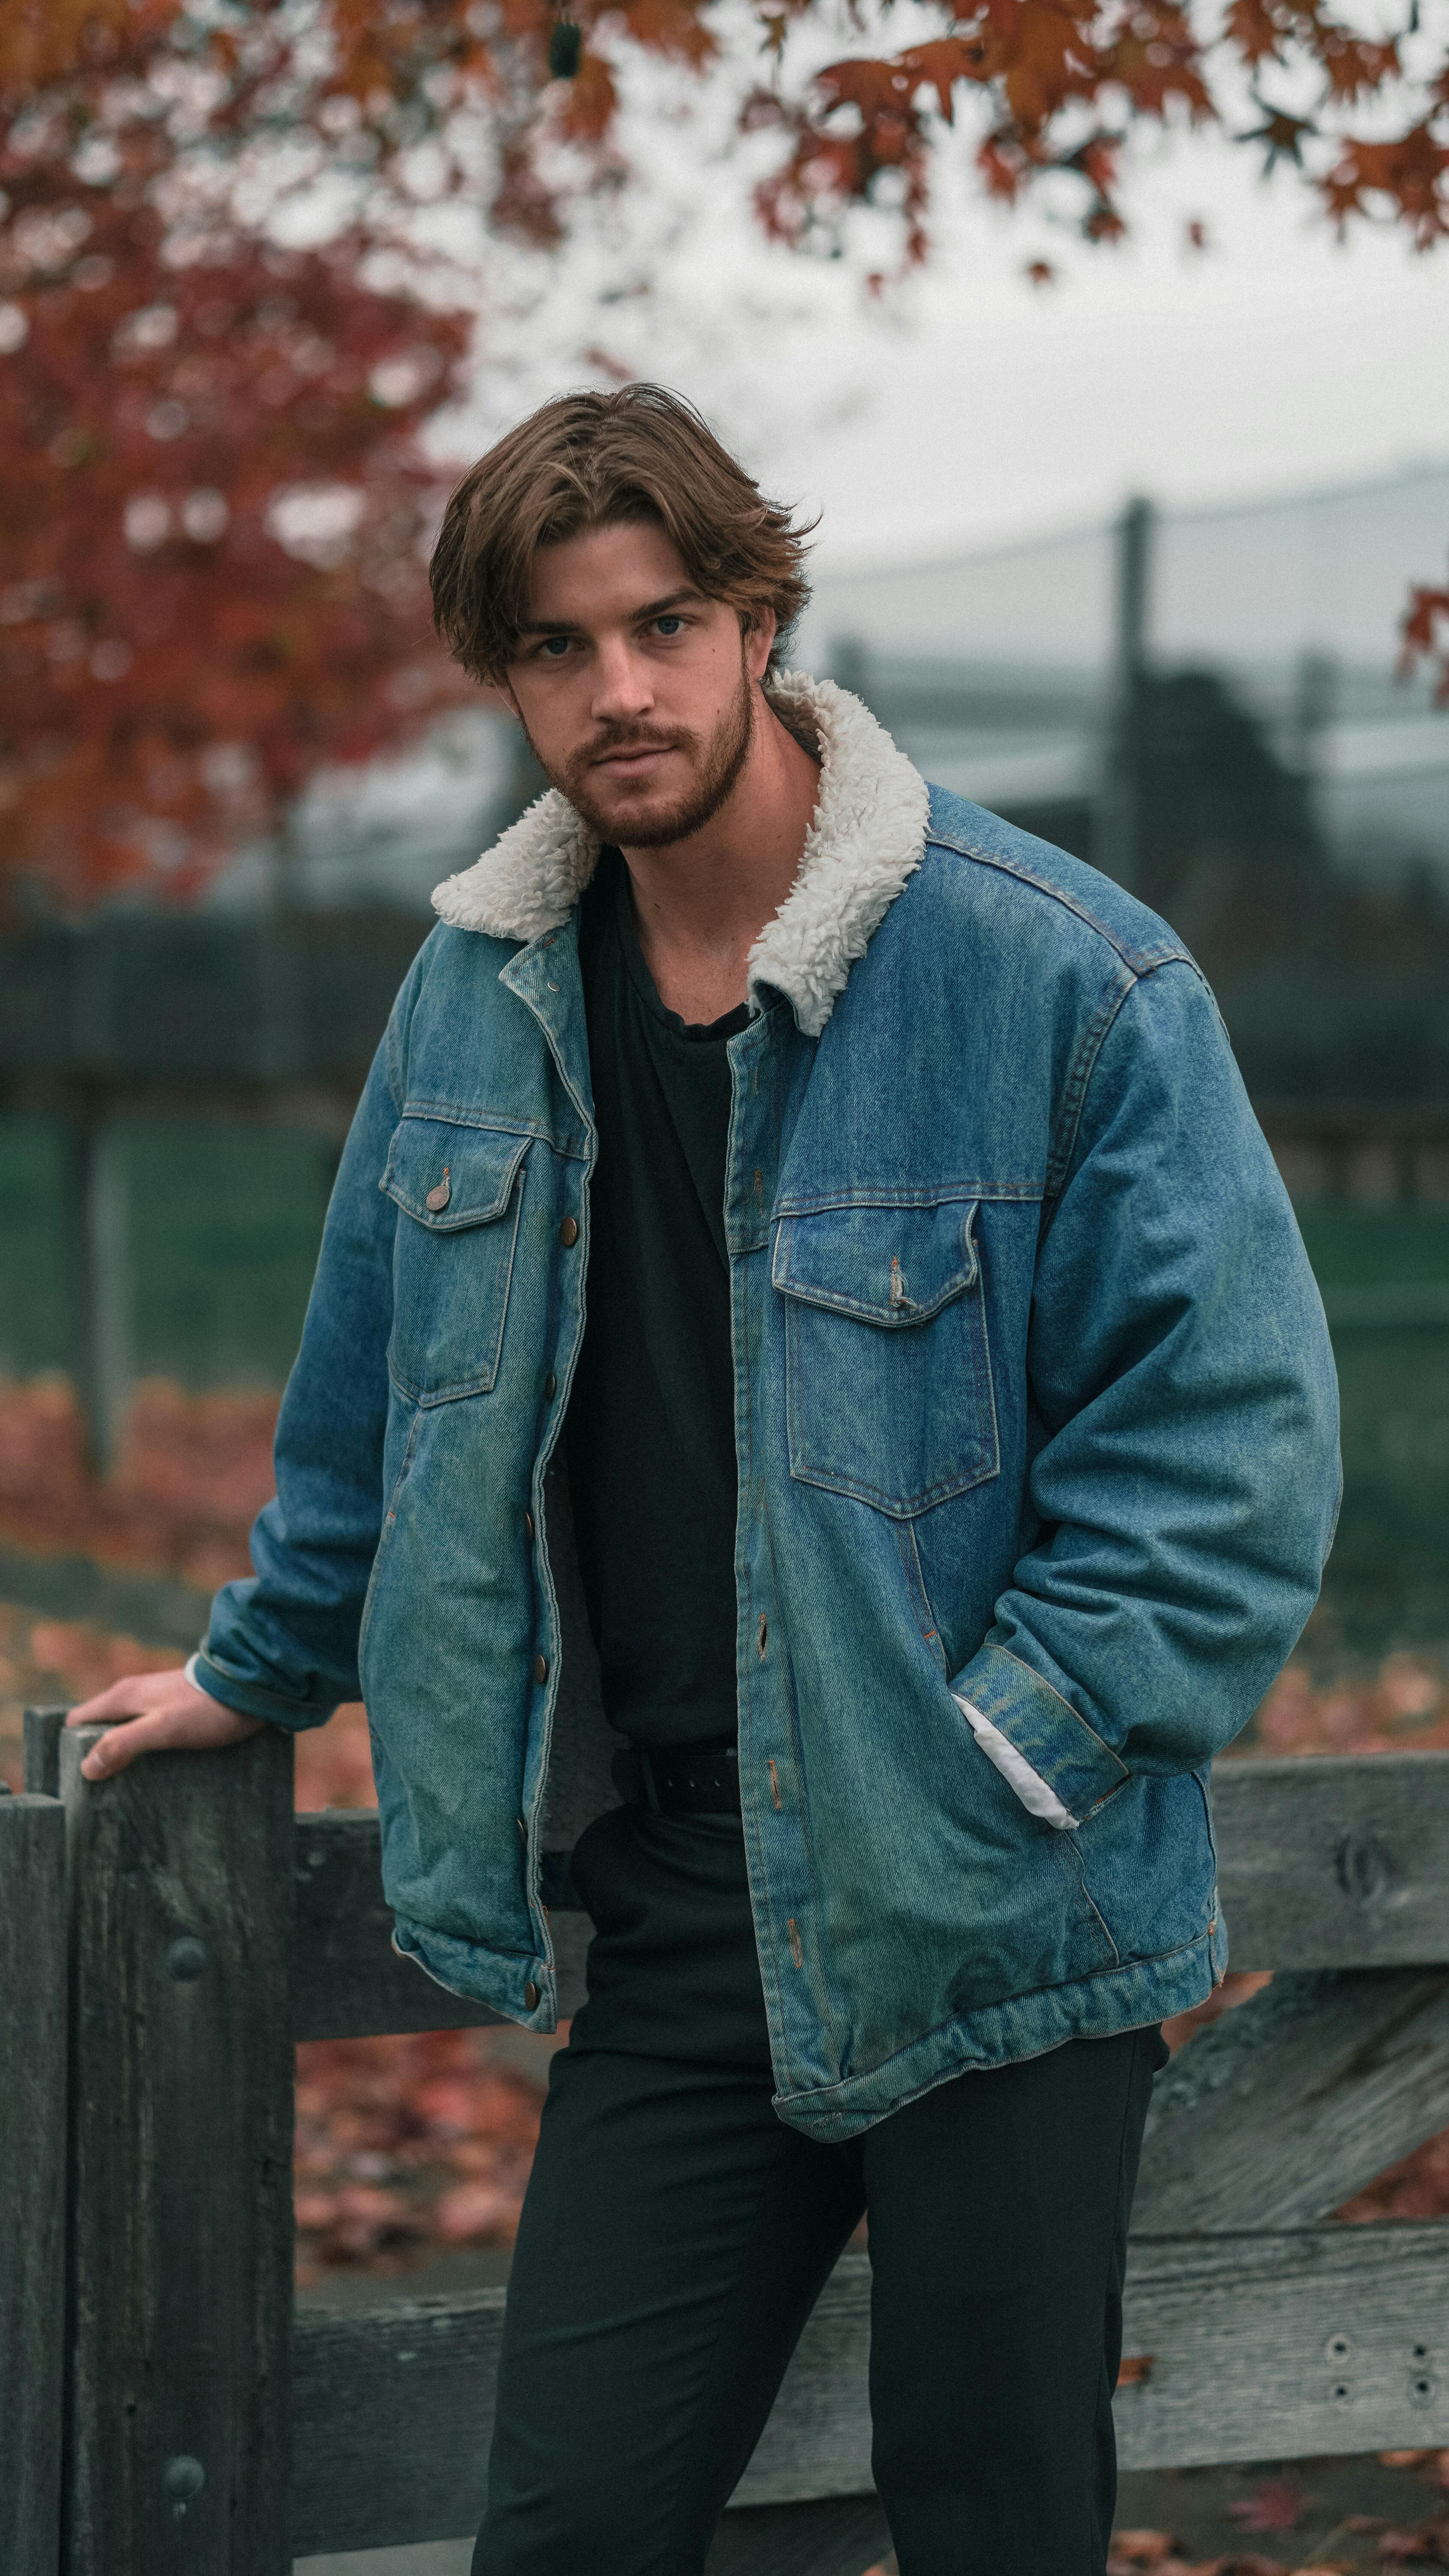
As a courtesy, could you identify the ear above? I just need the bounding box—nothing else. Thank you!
[743,606,776,685]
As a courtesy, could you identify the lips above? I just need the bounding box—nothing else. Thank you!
[589,739,683,773]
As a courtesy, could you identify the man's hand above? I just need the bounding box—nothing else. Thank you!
[65,1671,264,1781]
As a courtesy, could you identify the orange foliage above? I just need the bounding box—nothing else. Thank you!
[0,90,472,910]
[0,1376,274,1589]
[294,2027,549,2279]
[751,0,1444,269]
[6,0,1443,276]
[1246,1652,1449,1759]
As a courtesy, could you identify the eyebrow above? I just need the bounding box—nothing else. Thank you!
[516,586,705,636]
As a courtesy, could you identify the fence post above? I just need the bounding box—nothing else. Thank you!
[60,1720,295,2575]
[0,1784,69,2575]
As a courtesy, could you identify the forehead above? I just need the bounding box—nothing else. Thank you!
[523,517,697,628]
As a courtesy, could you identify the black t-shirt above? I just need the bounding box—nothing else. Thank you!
[564,848,748,1749]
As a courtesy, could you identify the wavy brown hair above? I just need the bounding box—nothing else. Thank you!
[430,385,813,683]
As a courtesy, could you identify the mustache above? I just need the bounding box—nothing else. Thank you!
[578,727,692,765]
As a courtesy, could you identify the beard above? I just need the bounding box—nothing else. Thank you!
[524,657,756,850]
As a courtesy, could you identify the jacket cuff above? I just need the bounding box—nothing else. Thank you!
[948,1639,1129,1829]
[186,1648,336,1735]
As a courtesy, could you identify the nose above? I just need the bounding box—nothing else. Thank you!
[591,638,654,728]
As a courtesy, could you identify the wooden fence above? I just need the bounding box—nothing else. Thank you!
[4,1709,1449,2575]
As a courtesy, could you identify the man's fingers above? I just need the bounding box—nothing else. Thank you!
[73,1685,264,1779]
[67,1668,185,1726]
[79,1710,176,1780]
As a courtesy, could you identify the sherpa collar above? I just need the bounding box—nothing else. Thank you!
[429,672,930,1039]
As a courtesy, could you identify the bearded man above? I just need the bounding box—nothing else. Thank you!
[72,384,1340,2576]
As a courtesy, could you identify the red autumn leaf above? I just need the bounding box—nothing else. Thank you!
[1223,0,1288,75]
[1230,2477,1307,2533]
[1320,121,1449,250]
[1109,2527,1182,2563]
[1101,0,1213,122]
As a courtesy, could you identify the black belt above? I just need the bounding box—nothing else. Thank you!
[611,1738,741,1817]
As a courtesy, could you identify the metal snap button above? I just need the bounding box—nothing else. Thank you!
[524,1980,540,2010]
[559,1216,579,1247]
[544,1372,557,1401]
[524,1510,535,1541]
[533,1652,549,1684]
[425,1169,451,1212]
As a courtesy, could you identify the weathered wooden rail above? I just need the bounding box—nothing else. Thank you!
[4,1713,1449,2575]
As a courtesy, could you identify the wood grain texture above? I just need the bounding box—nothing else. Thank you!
[294,1813,591,2040]
[291,2290,502,2555]
[1213,1753,1449,1969]
[0,1792,67,2576]
[61,1722,296,2576]
[24,1701,67,1798]
[1135,1967,1449,2233]
[1117,2221,1449,2469]
[292,2228,1449,2546]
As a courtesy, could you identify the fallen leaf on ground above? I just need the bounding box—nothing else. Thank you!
[1107,2558,1202,2576]
[1231,2478,1307,2533]
[1377,2521,1449,2562]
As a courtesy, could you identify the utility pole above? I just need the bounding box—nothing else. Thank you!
[1095,495,1154,896]
[70,1106,133,1477]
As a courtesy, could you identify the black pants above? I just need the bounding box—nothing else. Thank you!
[474,1805,1167,2576]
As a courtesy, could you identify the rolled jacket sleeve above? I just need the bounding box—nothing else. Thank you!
[947,957,1340,1800]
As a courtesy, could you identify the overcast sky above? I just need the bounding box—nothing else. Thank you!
[715,140,1449,572]
[431,66,1449,583]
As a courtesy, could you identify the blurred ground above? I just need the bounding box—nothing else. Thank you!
[0,1374,271,1594]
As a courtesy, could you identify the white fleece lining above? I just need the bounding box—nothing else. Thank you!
[430,674,930,1039]
[952,1693,1081,1831]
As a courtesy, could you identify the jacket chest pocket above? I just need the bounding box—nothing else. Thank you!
[382,1117,531,1404]
[772,1200,998,1517]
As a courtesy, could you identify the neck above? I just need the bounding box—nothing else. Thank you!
[619,693,820,1025]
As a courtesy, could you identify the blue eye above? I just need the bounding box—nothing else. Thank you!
[540,637,570,658]
[655,616,684,636]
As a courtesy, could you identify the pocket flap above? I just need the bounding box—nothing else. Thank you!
[382,1118,530,1231]
[772,1201,980,1327]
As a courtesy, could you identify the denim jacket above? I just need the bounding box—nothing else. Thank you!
[196,674,1340,2140]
